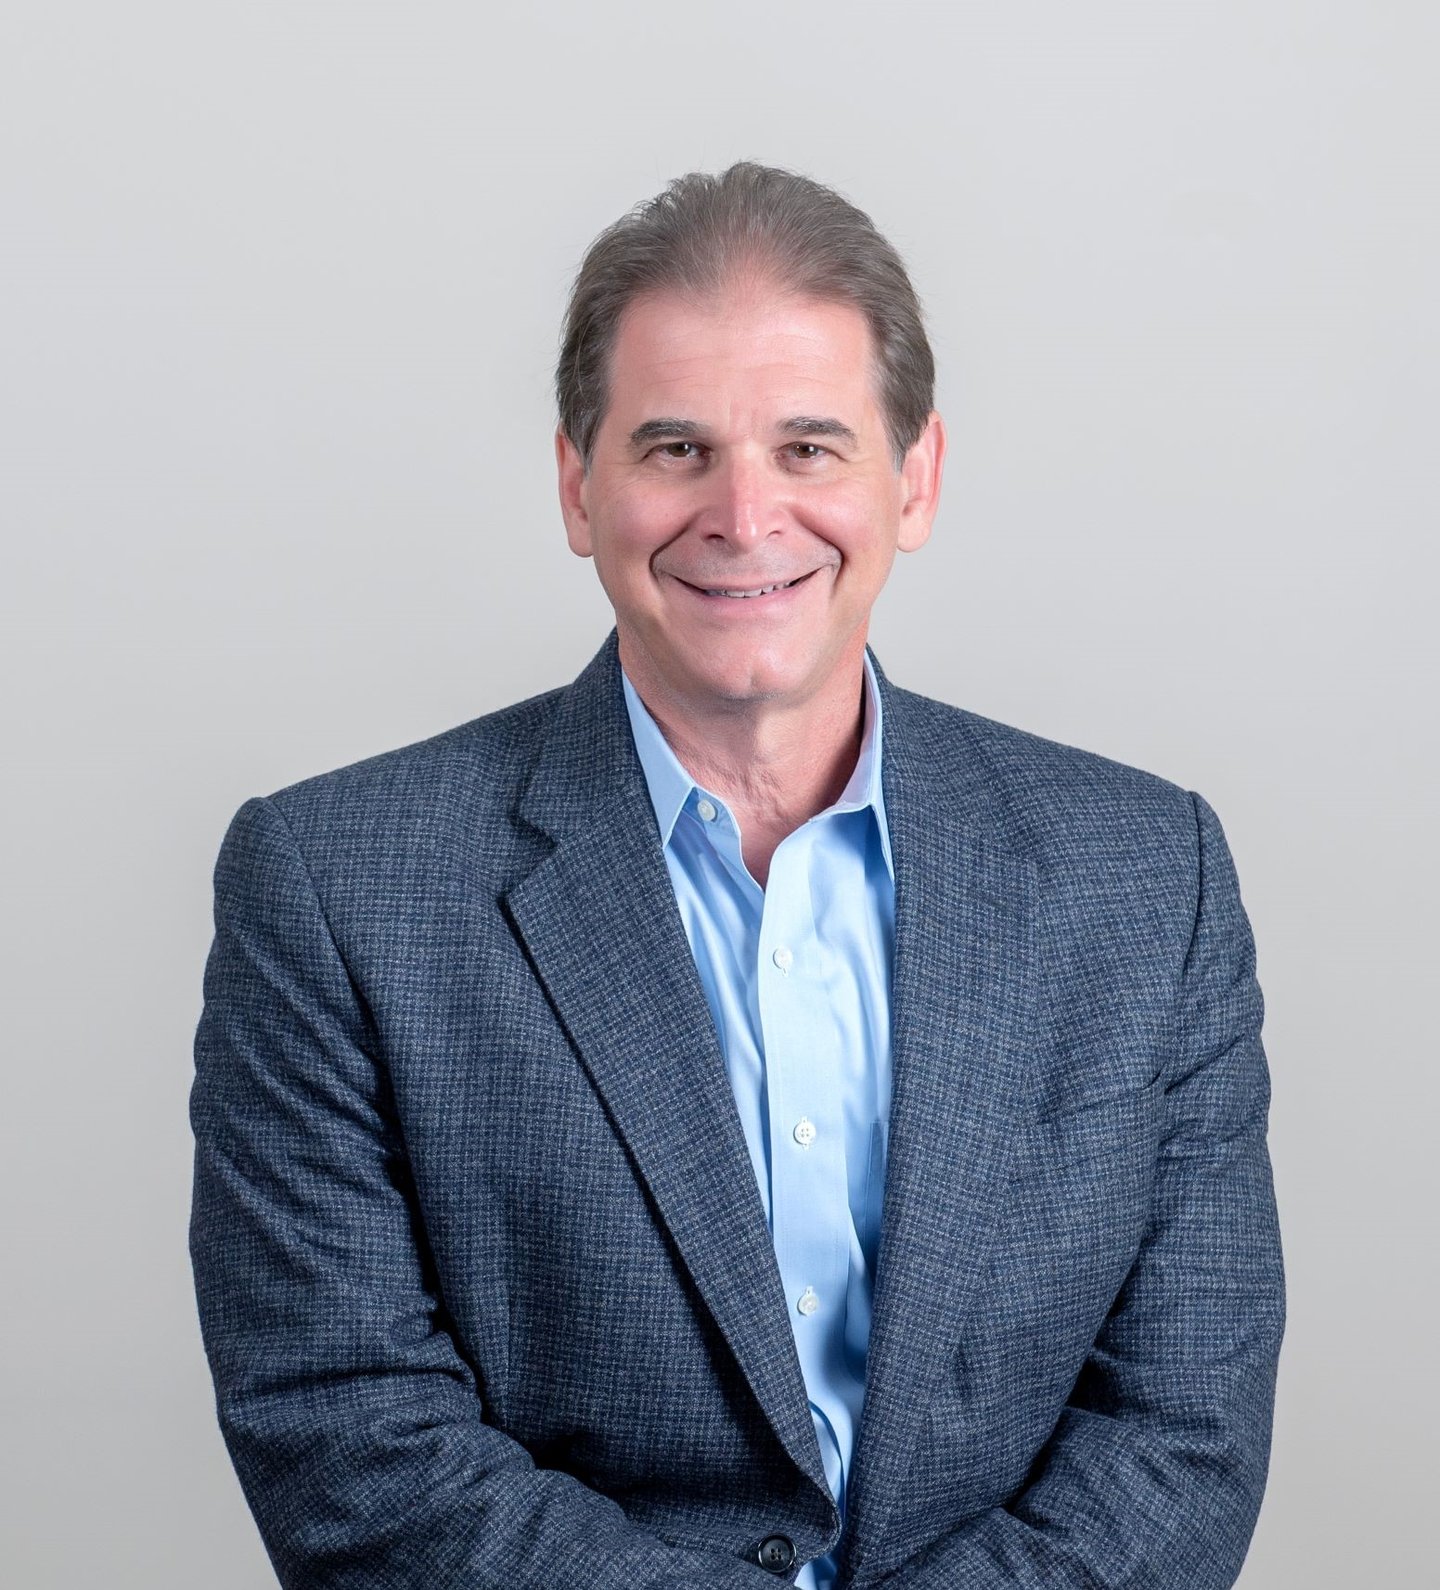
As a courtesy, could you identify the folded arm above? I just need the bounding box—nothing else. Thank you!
[874,791,1285,1590]
[189,795,779,1590]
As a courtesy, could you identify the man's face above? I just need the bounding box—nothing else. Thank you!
[556,282,944,713]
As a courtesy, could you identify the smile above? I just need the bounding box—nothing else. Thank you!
[682,570,817,600]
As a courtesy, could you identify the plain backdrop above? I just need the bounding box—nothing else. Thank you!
[2,3,1435,1585]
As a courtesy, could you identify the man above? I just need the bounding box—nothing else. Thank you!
[190,162,1284,1589]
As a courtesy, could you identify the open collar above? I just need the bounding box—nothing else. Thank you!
[618,649,894,880]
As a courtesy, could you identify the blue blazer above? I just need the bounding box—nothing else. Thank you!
[189,628,1284,1589]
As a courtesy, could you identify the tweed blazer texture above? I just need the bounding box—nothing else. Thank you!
[189,628,1284,1590]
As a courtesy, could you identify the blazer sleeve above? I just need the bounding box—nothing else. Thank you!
[188,795,780,1590]
[874,791,1286,1590]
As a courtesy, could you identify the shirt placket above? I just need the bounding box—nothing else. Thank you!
[756,821,853,1507]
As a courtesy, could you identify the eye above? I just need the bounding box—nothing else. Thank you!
[786,442,829,462]
[653,440,705,461]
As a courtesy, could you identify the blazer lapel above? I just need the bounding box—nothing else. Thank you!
[837,659,1044,1584]
[502,630,832,1503]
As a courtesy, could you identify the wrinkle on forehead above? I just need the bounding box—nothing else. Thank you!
[605,286,883,441]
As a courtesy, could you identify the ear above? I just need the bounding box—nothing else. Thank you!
[896,411,946,553]
[555,428,593,557]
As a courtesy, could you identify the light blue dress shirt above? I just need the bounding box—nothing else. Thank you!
[620,654,896,1590]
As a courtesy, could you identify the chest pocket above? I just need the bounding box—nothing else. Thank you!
[1010,1073,1165,1180]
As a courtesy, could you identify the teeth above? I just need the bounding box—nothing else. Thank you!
[703,576,801,598]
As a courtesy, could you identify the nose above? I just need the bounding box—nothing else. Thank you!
[697,448,787,547]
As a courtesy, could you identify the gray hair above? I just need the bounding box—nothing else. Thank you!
[555,161,935,472]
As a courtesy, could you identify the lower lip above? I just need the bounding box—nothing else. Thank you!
[673,569,820,611]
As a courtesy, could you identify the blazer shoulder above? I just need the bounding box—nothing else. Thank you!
[893,683,1201,864]
[245,684,567,855]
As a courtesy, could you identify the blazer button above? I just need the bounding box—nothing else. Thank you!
[756,1534,796,1574]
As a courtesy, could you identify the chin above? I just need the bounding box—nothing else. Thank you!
[685,649,811,705]
[625,621,817,705]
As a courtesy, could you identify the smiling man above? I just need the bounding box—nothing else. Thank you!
[190,163,1284,1590]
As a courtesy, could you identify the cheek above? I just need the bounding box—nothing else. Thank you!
[802,487,899,576]
[593,483,681,567]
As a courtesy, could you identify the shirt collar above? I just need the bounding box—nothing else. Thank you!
[620,650,894,880]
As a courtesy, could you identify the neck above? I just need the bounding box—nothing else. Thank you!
[617,630,869,836]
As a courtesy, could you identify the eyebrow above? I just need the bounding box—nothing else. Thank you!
[627,415,860,450]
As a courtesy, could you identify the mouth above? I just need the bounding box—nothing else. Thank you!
[676,569,819,600]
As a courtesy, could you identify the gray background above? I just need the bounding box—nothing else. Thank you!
[3,2,1435,1585]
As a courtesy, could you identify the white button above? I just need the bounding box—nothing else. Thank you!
[793,1117,817,1148]
[772,945,793,972]
[696,797,718,823]
[796,1286,820,1316]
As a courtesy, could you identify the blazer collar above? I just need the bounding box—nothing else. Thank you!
[513,626,1029,859]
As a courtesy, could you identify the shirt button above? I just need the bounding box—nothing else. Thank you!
[772,945,793,972]
[797,1286,820,1316]
[696,797,718,822]
[793,1117,817,1148]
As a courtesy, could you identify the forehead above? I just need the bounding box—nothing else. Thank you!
[604,286,880,421]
